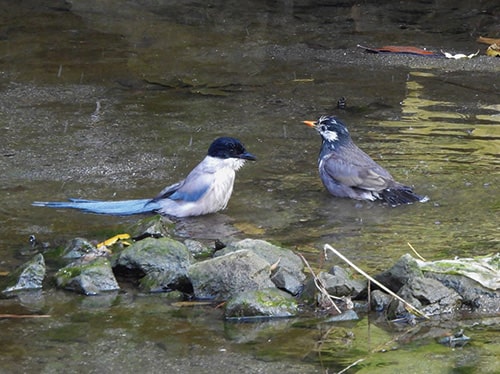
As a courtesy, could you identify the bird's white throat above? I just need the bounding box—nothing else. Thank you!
[322,130,338,143]
[204,156,247,171]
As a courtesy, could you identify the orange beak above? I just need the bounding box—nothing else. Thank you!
[303,120,317,128]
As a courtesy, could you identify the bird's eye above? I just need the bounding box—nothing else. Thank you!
[320,125,327,132]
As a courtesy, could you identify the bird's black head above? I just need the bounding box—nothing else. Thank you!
[304,116,350,145]
[208,137,256,161]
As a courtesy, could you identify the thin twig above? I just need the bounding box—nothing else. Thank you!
[337,358,365,374]
[0,314,50,319]
[171,301,215,308]
[298,253,342,314]
[324,244,429,319]
[407,242,426,261]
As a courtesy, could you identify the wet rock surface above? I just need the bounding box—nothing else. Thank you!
[225,288,299,319]
[217,239,307,295]
[112,237,193,292]
[427,272,500,315]
[183,238,214,258]
[189,249,275,300]
[127,215,175,240]
[55,256,119,295]
[375,253,424,292]
[1,253,46,295]
[375,254,500,319]
[5,231,499,321]
[61,237,98,258]
[388,276,462,319]
[321,265,367,298]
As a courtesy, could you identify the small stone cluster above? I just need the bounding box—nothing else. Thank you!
[1,216,499,321]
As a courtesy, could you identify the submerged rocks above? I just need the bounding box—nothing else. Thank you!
[62,237,98,259]
[112,237,193,293]
[1,253,46,295]
[225,288,299,319]
[373,254,500,320]
[55,257,119,295]
[320,266,366,298]
[4,233,307,320]
[374,253,423,292]
[217,239,306,295]
[189,249,275,300]
[6,217,498,322]
[387,276,462,318]
[188,239,307,317]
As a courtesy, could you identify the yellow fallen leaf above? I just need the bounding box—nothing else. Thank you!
[97,233,131,248]
[486,43,500,57]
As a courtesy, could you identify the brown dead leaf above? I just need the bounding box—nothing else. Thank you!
[477,36,500,45]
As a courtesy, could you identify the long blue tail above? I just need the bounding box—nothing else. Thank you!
[32,198,161,216]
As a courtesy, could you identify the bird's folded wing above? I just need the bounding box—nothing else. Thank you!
[322,155,392,190]
[153,181,184,200]
[153,169,214,202]
[168,182,210,202]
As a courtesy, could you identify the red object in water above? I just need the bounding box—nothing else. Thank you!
[357,44,440,56]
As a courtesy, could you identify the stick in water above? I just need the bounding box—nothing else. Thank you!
[324,244,429,319]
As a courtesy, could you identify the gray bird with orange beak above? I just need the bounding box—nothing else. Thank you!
[304,116,428,206]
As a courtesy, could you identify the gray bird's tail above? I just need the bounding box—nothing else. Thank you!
[32,198,160,216]
[380,187,429,207]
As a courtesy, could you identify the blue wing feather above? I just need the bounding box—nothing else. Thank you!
[168,185,210,201]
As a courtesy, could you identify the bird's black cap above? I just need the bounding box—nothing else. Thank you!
[208,137,256,160]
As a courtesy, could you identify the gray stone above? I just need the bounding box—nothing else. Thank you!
[62,237,97,258]
[325,309,359,322]
[322,266,367,298]
[113,237,193,292]
[370,290,392,312]
[225,288,298,319]
[217,239,306,295]
[271,267,304,296]
[55,257,119,295]
[184,239,213,258]
[1,254,46,294]
[127,215,175,239]
[188,249,274,300]
[426,272,500,314]
[375,254,424,292]
[387,276,462,319]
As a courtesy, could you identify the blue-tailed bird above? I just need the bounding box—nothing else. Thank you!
[304,116,428,206]
[33,137,256,217]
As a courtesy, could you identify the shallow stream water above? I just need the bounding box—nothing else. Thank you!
[0,1,499,373]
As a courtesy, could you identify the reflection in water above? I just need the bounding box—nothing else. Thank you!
[399,71,499,167]
[375,71,499,258]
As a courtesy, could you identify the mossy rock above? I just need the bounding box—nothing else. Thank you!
[225,288,299,319]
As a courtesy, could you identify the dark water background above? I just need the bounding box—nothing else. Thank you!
[0,1,499,372]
